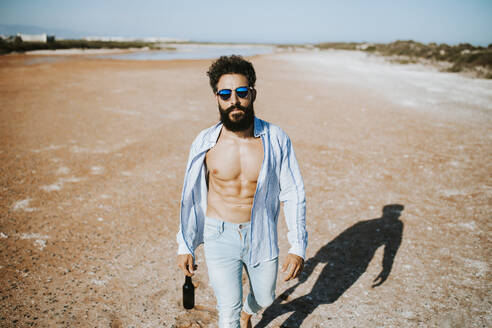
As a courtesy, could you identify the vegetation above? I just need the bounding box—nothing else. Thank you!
[0,37,160,55]
[315,40,492,78]
[316,42,359,51]
[2,37,491,78]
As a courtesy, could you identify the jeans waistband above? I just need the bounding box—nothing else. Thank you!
[205,216,251,230]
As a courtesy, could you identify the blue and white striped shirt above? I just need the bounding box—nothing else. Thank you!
[177,117,307,266]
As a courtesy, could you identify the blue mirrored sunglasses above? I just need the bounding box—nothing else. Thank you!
[216,86,251,100]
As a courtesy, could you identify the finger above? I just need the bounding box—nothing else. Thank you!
[184,260,192,276]
[284,263,296,281]
[187,264,193,275]
[179,257,193,276]
[298,261,304,274]
[187,259,195,275]
[284,270,295,281]
[180,263,191,276]
[292,264,301,279]
[292,262,303,279]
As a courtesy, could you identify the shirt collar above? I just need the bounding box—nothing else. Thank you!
[207,117,266,144]
[253,117,266,137]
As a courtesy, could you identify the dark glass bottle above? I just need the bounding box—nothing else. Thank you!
[183,276,194,309]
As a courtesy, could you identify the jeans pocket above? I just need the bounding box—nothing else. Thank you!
[203,222,220,241]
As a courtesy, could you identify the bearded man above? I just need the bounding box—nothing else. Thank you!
[177,55,307,328]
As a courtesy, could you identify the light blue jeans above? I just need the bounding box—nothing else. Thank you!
[204,217,278,328]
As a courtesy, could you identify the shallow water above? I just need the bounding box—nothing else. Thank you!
[98,44,275,60]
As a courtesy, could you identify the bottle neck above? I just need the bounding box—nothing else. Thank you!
[185,276,192,284]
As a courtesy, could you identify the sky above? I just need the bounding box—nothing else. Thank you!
[1,0,491,45]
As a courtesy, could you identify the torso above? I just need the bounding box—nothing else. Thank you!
[205,129,263,223]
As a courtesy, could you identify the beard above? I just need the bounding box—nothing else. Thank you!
[218,101,255,132]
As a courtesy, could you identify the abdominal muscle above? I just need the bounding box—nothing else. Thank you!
[205,135,263,223]
[206,176,257,223]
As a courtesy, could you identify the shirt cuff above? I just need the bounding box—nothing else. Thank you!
[288,245,306,260]
[178,242,192,255]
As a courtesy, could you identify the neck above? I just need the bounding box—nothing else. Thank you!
[222,124,254,139]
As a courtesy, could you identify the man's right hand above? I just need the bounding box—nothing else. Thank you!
[177,254,196,277]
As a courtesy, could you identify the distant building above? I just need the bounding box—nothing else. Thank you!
[18,33,47,42]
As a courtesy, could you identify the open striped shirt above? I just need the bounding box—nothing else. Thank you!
[177,117,307,266]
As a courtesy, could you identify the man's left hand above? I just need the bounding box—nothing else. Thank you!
[281,253,304,282]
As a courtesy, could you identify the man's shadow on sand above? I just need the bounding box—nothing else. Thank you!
[255,204,404,328]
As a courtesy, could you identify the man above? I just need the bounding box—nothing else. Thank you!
[177,55,307,328]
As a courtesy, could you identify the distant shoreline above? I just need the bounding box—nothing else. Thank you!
[1,39,490,79]
[21,48,147,56]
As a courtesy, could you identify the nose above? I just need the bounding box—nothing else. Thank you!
[229,90,240,104]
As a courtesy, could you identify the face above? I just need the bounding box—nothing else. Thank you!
[216,74,256,132]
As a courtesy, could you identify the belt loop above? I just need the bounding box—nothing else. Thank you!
[219,221,224,233]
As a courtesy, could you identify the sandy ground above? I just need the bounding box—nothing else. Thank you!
[0,50,491,328]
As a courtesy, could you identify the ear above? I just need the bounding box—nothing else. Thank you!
[251,88,257,102]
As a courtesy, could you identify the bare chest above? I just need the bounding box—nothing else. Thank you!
[206,137,263,182]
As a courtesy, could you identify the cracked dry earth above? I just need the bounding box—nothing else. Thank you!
[0,50,491,327]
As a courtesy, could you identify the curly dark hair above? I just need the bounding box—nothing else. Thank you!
[207,55,256,93]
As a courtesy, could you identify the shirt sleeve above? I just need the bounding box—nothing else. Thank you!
[176,231,192,255]
[176,135,201,257]
[278,134,308,259]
